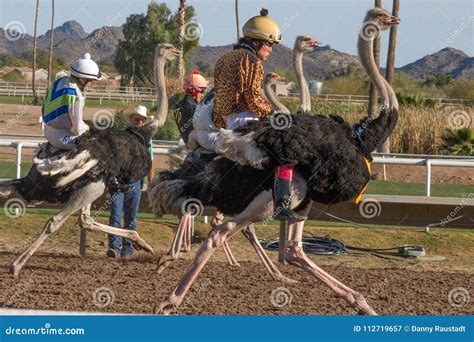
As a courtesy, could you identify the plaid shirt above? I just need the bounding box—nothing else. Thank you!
[213,48,272,128]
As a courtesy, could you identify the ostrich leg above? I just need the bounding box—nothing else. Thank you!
[284,221,377,315]
[155,191,273,314]
[213,212,240,267]
[78,211,154,254]
[241,224,296,284]
[156,214,192,274]
[11,181,106,277]
[182,215,192,253]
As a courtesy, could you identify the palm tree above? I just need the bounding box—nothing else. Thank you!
[47,0,55,90]
[177,0,186,83]
[367,0,381,120]
[32,0,40,104]
[381,0,400,153]
[441,128,474,156]
[235,0,240,41]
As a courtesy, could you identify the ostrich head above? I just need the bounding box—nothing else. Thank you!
[264,72,285,85]
[364,7,400,31]
[156,43,181,61]
[294,35,320,53]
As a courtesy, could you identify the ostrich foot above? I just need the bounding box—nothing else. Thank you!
[285,245,377,315]
[153,300,176,315]
[274,273,298,285]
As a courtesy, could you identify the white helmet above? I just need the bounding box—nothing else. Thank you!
[70,53,101,80]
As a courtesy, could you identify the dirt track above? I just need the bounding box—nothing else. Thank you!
[0,252,472,315]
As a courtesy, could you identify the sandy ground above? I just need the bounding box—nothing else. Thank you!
[0,212,473,315]
[0,252,472,315]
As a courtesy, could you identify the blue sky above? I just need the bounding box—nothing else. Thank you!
[0,0,473,67]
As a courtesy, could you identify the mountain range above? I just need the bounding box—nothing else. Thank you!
[0,20,472,80]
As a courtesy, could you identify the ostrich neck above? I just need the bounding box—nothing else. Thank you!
[154,56,168,127]
[263,81,290,114]
[357,31,389,109]
[293,49,311,113]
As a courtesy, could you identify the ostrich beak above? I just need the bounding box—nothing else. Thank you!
[309,39,321,48]
[383,15,401,25]
[275,75,286,82]
[171,48,181,56]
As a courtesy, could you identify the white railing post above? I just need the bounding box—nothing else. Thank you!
[15,142,23,179]
[15,142,23,216]
[425,159,431,197]
[382,155,387,181]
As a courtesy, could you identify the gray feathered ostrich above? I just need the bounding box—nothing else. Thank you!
[0,43,180,276]
[150,8,400,315]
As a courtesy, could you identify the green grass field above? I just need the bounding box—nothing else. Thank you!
[1,159,472,198]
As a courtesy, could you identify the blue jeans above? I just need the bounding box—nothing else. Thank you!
[108,180,142,257]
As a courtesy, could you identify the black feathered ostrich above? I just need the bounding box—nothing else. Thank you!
[150,7,400,315]
[0,43,180,276]
[151,38,317,280]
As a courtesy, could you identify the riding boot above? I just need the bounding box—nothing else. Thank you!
[273,165,306,221]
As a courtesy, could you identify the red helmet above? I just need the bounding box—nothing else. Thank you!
[183,70,208,98]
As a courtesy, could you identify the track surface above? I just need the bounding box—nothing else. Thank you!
[0,252,472,315]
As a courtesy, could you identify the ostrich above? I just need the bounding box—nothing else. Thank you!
[293,36,320,113]
[263,72,290,114]
[155,36,319,277]
[0,43,180,276]
[150,7,400,315]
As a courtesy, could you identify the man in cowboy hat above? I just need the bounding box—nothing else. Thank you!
[107,105,155,258]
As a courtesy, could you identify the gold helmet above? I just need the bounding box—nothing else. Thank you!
[242,8,282,44]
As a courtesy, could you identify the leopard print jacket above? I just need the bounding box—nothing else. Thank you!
[213,49,272,128]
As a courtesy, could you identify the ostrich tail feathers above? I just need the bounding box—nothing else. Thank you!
[34,150,98,187]
[215,129,268,169]
[0,179,18,200]
[148,178,186,218]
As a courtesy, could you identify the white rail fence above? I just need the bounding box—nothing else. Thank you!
[1,81,471,106]
[1,137,473,198]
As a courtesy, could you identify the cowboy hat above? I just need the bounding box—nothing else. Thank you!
[122,105,153,125]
